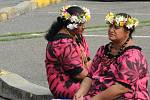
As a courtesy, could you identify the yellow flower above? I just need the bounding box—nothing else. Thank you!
[105,12,139,29]
[126,18,134,29]
[85,14,91,22]
[128,18,134,24]
[105,12,114,23]
[119,21,124,26]
[64,12,70,19]
[109,12,114,16]
[60,5,91,24]
[133,18,139,27]
[82,7,91,22]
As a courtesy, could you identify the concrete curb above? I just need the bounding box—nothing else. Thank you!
[32,0,65,8]
[0,70,54,100]
[0,0,65,22]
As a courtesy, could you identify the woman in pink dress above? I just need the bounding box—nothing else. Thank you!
[44,5,91,99]
[74,12,150,100]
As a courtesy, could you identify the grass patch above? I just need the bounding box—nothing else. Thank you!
[0,35,43,41]
[0,19,150,42]
[141,20,150,24]
[0,31,46,37]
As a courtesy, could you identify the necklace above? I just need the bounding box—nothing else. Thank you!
[64,28,76,38]
[65,29,89,68]
[106,37,130,58]
[64,28,83,45]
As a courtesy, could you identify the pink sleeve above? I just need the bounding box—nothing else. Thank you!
[115,50,149,88]
[88,46,104,78]
[61,43,83,77]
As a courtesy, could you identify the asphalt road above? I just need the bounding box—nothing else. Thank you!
[0,0,150,92]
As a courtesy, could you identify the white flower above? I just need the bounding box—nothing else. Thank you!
[105,12,114,24]
[82,7,90,15]
[82,16,87,23]
[126,24,134,29]
[119,16,125,21]
[105,12,139,29]
[70,16,79,23]
[124,18,128,22]
[126,17,139,29]
[106,17,114,24]
[60,5,90,24]
[134,18,139,27]
[115,16,124,24]
[67,23,78,30]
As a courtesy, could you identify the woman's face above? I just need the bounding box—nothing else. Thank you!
[72,23,85,35]
[108,24,129,43]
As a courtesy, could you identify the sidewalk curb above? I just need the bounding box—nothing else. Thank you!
[0,70,54,100]
[32,0,65,8]
[0,0,65,22]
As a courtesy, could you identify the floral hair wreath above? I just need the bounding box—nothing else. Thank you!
[59,5,91,30]
[105,12,139,29]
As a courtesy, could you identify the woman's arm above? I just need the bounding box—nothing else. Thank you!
[62,43,89,80]
[85,60,92,69]
[91,83,129,100]
[75,56,91,80]
[75,67,88,80]
[74,77,92,99]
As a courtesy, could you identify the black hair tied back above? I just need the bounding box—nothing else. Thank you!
[45,17,64,41]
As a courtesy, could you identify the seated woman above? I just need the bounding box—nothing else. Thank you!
[44,5,91,99]
[74,12,150,100]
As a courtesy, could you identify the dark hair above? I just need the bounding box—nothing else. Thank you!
[45,6,84,41]
[116,13,135,39]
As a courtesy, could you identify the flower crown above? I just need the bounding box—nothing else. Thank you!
[59,5,91,30]
[105,12,139,29]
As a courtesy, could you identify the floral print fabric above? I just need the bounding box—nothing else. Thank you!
[45,34,90,99]
[84,45,150,100]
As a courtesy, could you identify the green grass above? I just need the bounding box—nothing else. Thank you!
[0,35,43,41]
[141,20,150,23]
[0,31,45,37]
[0,20,150,42]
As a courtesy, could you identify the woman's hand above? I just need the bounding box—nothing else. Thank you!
[83,60,91,71]
[73,77,92,100]
[91,83,129,100]
[73,90,84,100]
[86,60,91,68]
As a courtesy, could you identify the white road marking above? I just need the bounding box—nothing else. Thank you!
[27,34,150,38]
[83,34,150,38]
[34,12,150,16]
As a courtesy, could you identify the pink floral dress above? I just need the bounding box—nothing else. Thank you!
[45,33,90,99]
[84,44,150,100]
